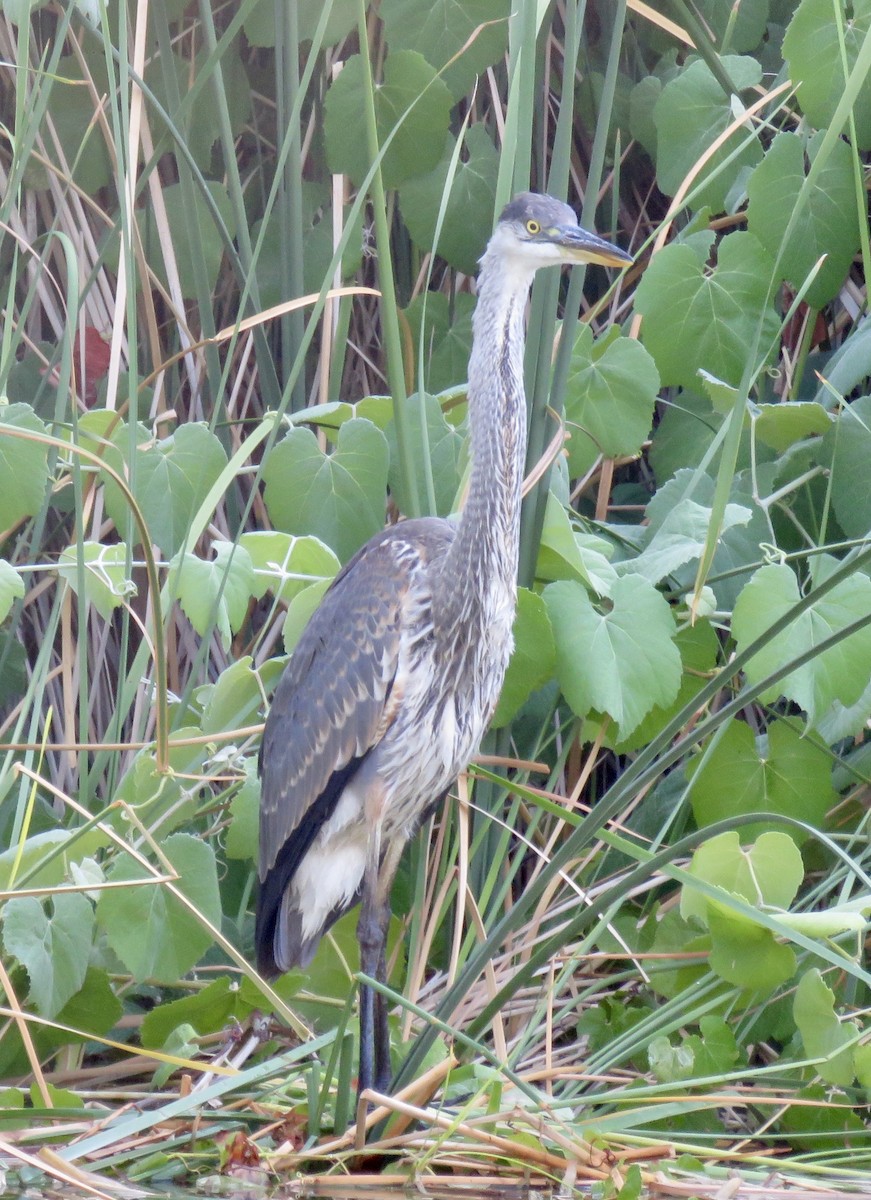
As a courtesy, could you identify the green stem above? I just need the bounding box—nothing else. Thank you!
[356,0,420,516]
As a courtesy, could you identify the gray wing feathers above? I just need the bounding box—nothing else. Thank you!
[258,519,453,880]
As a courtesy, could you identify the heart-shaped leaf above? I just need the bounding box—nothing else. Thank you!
[263,418,388,561]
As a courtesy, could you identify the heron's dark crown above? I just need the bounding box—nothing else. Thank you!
[499,192,577,230]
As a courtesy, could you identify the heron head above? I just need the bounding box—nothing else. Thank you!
[494,192,633,270]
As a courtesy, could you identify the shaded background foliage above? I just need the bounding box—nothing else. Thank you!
[1,0,871,1184]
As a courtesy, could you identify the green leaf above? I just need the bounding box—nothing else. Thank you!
[706,902,797,990]
[263,418,388,561]
[648,1035,695,1083]
[239,531,339,605]
[39,54,113,193]
[134,181,236,298]
[0,829,107,891]
[200,657,282,737]
[146,48,251,174]
[686,718,835,840]
[385,394,464,516]
[108,745,198,837]
[324,51,453,189]
[776,1083,867,1147]
[784,0,871,150]
[544,575,681,741]
[244,0,357,47]
[681,830,804,922]
[402,292,475,394]
[752,400,832,451]
[855,1044,871,1090]
[57,542,135,620]
[635,232,779,388]
[141,975,249,1048]
[629,76,661,158]
[653,56,763,212]
[823,394,871,540]
[226,765,260,862]
[399,127,499,274]
[732,559,871,730]
[643,466,770,609]
[168,542,256,651]
[681,831,802,991]
[776,899,871,939]
[611,620,720,754]
[380,0,509,98]
[491,588,556,728]
[101,422,228,558]
[563,327,660,476]
[253,183,364,304]
[0,404,49,529]
[536,492,617,593]
[794,969,857,1087]
[692,0,769,53]
[625,496,751,586]
[96,833,221,982]
[747,131,861,307]
[2,893,94,1018]
[282,579,332,653]
[691,1015,741,1076]
[52,967,123,1045]
[0,560,25,621]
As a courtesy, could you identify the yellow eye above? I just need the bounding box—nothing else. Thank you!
[525,218,541,235]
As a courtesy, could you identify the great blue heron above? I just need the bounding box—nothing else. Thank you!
[256,192,632,1099]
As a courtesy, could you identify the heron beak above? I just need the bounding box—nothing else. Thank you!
[553,224,633,268]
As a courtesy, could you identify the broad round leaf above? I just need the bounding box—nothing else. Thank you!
[682,830,804,921]
[324,51,452,189]
[57,542,135,620]
[244,0,358,48]
[624,496,751,587]
[752,400,832,452]
[168,542,256,651]
[635,232,779,388]
[732,559,871,730]
[380,0,509,98]
[239,530,340,604]
[402,292,475,394]
[611,620,720,753]
[563,327,660,476]
[686,717,835,840]
[653,55,763,212]
[747,131,861,308]
[784,0,871,150]
[399,127,499,274]
[3,893,94,1018]
[96,833,222,983]
[823,394,871,540]
[0,404,49,530]
[102,422,228,558]
[692,0,769,53]
[134,180,235,299]
[544,575,681,741]
[263,418,388,561]
[0,560,25,622]
[794,969,858,1087]
[385,394,464,516]
[491,587,556,728]
[38,53,113,193]
[141,975,249,1048]
[707,903,796,990]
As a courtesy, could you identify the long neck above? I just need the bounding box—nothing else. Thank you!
[434,250,535,629]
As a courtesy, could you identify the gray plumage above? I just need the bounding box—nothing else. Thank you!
[256,193,632,1096]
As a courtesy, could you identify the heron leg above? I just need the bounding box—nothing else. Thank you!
[357,887,390,1097]
[357,834,406,1098]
